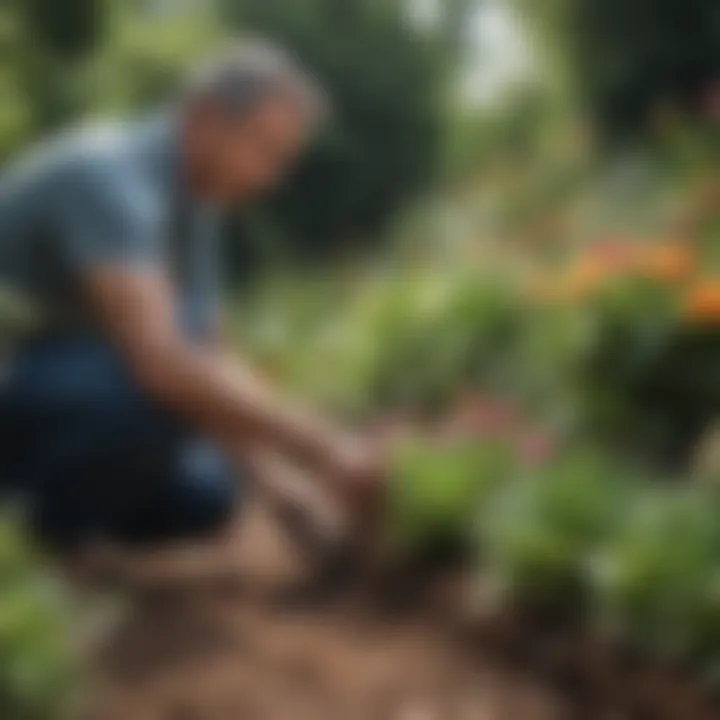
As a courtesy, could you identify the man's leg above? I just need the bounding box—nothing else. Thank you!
[32,438,239,551]
[2,338,239,552]
[4,337,353,591]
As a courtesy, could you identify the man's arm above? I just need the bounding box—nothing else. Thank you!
[55,155,382,516]
[82,266,376,500]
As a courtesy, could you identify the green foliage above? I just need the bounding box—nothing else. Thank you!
[92,3,221,114]
[479,450,634,609]
[0,522,78,720]
[272,271,527,415]
[387,438,514,554]
[240,253,720,469]
[18,0,106,59]
[560,274,720,469]
[518,0,720,141]
[591,488,720,662]
[242,258,720,680]
[0,0,107,142]
[388,438,720,676]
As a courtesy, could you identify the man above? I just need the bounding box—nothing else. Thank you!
[0,39,383,574]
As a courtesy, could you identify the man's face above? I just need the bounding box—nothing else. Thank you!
[186,96,310,204]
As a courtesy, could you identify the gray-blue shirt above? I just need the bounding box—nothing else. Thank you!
[0,113,222,341]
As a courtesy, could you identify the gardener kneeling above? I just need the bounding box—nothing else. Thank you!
[0,39,383,577]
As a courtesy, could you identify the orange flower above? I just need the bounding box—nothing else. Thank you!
[642,244,694,282]
[528,255,615,305]
[685,280,720,323]
[558,258,609,301]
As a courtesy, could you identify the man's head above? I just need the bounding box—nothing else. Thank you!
[180,39,329,205]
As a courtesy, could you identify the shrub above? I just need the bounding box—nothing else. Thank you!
[386,438,515,556]
[590,487,720,666]
[528,241,720,469]
[478,450,636,614]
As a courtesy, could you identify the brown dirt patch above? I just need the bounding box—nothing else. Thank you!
[84,504,573,720]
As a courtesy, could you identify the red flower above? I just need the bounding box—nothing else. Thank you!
[517,431,557,467]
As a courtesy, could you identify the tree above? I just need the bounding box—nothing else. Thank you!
[512,0,720,142]
[573,0,720,141]
[19,0,104,58]
[0,0,108,145]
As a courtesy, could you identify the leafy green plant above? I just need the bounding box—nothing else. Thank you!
[590,488,720,664]
[308,272,528,416]
[574,275,720,469]
[479,450,636,613]
[386,438,515,555]
[0,521,78,720]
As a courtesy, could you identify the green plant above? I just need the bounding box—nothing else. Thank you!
[575,275,720,469]
[387,438,515,555]
[590,488,720,664]
[315,272,527,415]
[479,450,636,613]
[0,521,78,720]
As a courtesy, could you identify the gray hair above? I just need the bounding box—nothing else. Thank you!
[184,38,330,131]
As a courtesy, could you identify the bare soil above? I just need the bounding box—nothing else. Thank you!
[85,504,574,720]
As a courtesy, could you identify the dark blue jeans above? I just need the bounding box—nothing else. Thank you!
[0,338,239,550]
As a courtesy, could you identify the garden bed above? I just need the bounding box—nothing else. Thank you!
[86,505,570,720]
[81,501,720,720]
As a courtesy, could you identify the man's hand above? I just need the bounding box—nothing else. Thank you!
[327,436,388,530]
[81,266,388,519]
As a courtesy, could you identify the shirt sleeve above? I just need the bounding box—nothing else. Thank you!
[54,156,164,271]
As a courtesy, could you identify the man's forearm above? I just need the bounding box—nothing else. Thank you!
[81,269,363,484]
[140,341,351,477]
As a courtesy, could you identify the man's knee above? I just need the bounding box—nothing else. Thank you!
[172,442,240,537]
[7,339,168,441]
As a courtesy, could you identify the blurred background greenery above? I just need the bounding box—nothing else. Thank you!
[2,0,720,717]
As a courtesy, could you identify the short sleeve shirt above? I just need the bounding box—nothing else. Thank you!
[0,113,222,342]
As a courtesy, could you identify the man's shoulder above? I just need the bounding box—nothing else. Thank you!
[50,120,147,186]
[64,121,134,165]
[60,121,170,232]
[3,119,151,197]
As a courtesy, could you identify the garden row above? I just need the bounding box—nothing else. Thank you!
[247,240,720,471]
[243,239,720,697]
[390,436,720,693]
